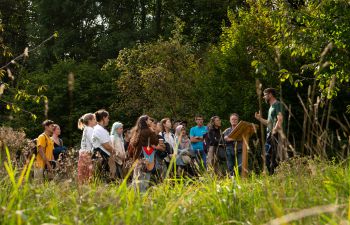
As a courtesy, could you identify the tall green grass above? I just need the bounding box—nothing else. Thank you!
[1,152,349,225]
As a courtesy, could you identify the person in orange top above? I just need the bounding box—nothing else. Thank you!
[34,120,55,181]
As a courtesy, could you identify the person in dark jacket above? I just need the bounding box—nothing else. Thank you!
[207,116,225,173]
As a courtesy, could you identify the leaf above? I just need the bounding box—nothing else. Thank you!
[6,104,11,110]
[251,60,259,67]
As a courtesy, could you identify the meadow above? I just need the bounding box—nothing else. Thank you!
[1,150,349,225]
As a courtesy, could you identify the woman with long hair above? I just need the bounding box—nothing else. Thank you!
[129,115,158,192]
[77,113,97,184]
[207,116,223,169]
[52,124,67,160]
[160,118,175,151]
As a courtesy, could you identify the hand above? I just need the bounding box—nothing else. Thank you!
[46,162,53,172]
[255,111,261,120]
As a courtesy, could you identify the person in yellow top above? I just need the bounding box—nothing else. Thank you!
[34,120,55,181]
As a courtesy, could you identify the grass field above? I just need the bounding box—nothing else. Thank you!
[1,152,349,225]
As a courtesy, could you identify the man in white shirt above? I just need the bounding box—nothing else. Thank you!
[92,109,116,179]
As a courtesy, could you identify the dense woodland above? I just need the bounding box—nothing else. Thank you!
[1,0,349,156]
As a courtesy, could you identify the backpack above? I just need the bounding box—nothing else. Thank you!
[32,133,50,156]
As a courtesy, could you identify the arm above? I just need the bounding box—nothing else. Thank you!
[255,111,268,126]
[223,128,234,142]
[224,136,234,142]
[37,146,52,171]
[190,128,202,143]
[272,112,283,134]
[101,142,115,155]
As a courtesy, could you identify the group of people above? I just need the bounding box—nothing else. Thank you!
[32,87,286,190]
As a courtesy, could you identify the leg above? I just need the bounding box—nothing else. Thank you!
[207,146,215,170]
[226,147,234,176]
[235,150,243,175]
[33,167,44,182]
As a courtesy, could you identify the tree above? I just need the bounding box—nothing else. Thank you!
[114,24,201,124]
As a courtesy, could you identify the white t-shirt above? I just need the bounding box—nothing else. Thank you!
[80,126,94,152]
[92,124,111,156]
[159,131,175,149]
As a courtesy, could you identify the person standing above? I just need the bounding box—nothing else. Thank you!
[129,115,159,192]
[160,118,175,151]
[223,113,243,176]
[255,88,285,174]
[207,116,224,172]
[34,120,55,181]
[92,109,116,179]
[110,121,126,179]
[190,115,208,168]
[77,113,96,184]
[52,124,67,160]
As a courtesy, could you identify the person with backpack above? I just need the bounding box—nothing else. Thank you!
[129,115,159,192]
[92,109,117,180]
[160,118,175,151]
[34,120,55,181]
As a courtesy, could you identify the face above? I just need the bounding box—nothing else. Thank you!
[214,117,221,127]
[53,126,61,135]
[230,115,239,127]
[263,92,271,104]
[173,122,180,130]
[88,117,97,127]
[195,117,204,126]
[46,124,55,135]
[156,122,162,133]
[165,120,172,129]
[116,126,123,135]
[181,128,186,136]
[146,118,152,127]
[102,115,110,126]
[151,122,157,131]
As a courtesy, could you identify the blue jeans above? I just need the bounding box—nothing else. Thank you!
[191,149,207,169]
[226,146,242,176]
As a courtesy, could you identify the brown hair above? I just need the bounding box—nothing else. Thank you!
[95,109,109,122]
[42,120,54,128]
[209,116,220,129]
[263,88,277,97]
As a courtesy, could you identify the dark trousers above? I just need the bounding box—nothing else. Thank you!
[226,146,242,176]
[93,148,110,173]
[265,132,279,175]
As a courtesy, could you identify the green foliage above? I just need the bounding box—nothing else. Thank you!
[2,60,118,145]
[115,34,201,122]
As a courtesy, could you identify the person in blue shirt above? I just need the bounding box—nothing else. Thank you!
[190,115,208,168]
